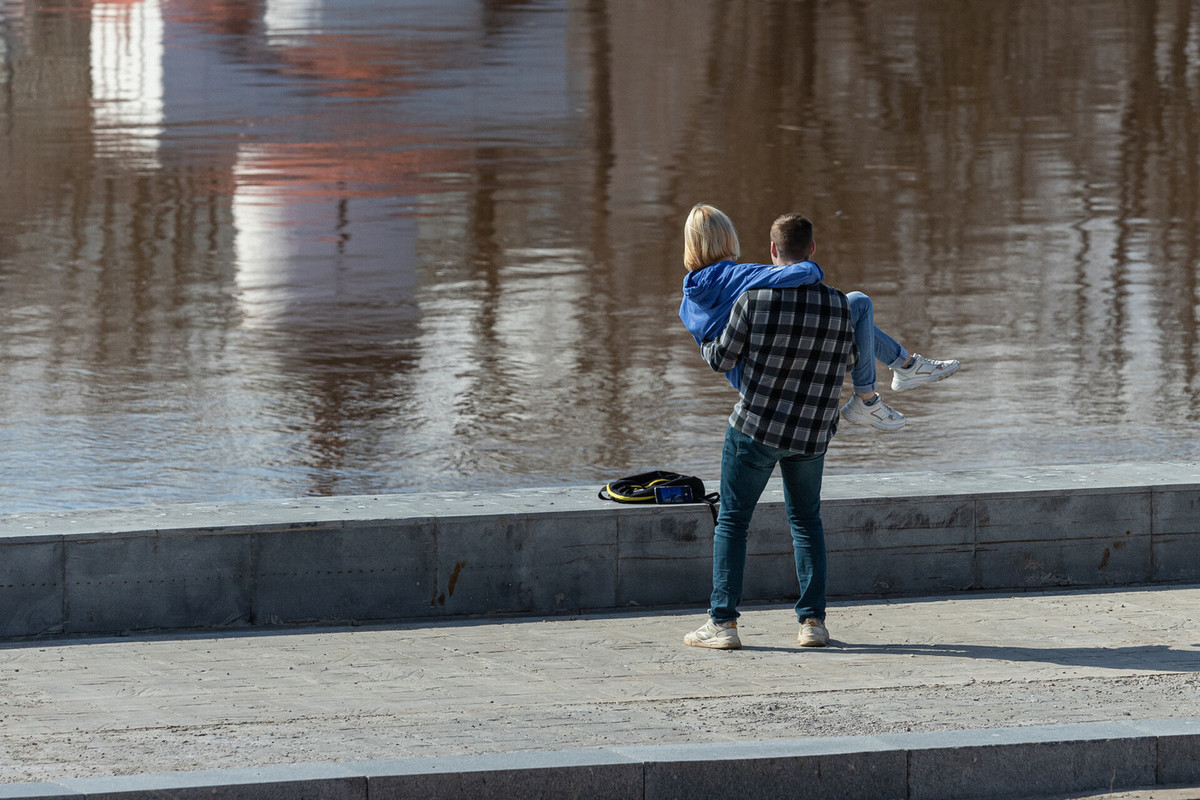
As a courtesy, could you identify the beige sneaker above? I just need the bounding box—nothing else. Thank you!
[684,618,741,650]
[798,618,829,647]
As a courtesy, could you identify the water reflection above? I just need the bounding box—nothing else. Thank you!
[0,0,1198,512]
[90,1,162,164]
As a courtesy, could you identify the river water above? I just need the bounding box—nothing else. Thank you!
[1,0,1197,512]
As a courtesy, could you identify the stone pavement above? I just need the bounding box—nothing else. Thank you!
[1,584,1199,794]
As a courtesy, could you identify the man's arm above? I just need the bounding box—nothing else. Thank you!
[680,261,823,347]
[752,260,824,288]
[700,292,752,373]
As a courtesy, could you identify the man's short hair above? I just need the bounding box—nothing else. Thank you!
[684,203,741,272]
[770,213,814,263]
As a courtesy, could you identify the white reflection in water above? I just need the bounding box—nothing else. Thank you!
[90,0,163,164]
[263,0,324,45]
[231,144,419,335]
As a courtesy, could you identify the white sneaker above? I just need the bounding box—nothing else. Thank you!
[841,394,905,431]
[798,618,829,647]
[683,618,741,650]
[891,354,960,392]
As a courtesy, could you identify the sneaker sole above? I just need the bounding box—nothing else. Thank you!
[891,361,960,392]
[841,410,906,431]
[798,638,828,647]
[683,636,741,650]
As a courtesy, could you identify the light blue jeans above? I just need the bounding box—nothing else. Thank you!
[709,426,827,624]
[847,291,908,395]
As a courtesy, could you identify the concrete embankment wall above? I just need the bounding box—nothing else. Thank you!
[2,462,1199,639]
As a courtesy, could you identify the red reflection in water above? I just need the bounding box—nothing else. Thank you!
[164,0,262,36]
[234,139,470,199]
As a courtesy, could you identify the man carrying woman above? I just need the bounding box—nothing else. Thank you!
[679,205,958,649]
[679,203,958,431]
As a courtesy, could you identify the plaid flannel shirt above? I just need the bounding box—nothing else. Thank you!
[701,284,857,454]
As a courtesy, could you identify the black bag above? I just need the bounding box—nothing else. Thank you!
[598,470,719,523]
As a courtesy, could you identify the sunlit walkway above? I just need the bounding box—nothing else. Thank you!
[1,584,1197,788]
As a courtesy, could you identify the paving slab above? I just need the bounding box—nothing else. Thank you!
[0,584,1198,789]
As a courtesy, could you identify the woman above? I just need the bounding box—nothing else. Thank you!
[678,203,959,430]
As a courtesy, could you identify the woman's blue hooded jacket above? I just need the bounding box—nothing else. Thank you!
[678,259,824,388]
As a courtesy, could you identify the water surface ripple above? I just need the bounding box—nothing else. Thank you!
[1,1,1198,511]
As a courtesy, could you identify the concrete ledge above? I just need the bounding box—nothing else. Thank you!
[0,763,366,799]
[2,719,1197,799]
[2,462,1200,639]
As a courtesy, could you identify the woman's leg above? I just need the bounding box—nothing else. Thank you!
[842,292,906,430]
[845,292,878,395]
[873,325,909,369]
[849,292,961,395]
[848,291,912,381]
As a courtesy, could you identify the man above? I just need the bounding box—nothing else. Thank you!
[684,212,856,650]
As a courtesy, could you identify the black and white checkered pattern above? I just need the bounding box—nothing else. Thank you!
[701,285,857,454]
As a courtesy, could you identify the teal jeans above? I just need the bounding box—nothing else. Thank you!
[709,426,827,624]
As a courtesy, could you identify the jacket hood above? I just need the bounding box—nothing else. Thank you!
[681,260,739,310]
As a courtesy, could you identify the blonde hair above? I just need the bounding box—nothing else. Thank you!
[683,203,740,271]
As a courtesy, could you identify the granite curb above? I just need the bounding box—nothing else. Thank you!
[1,720,1197,799]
